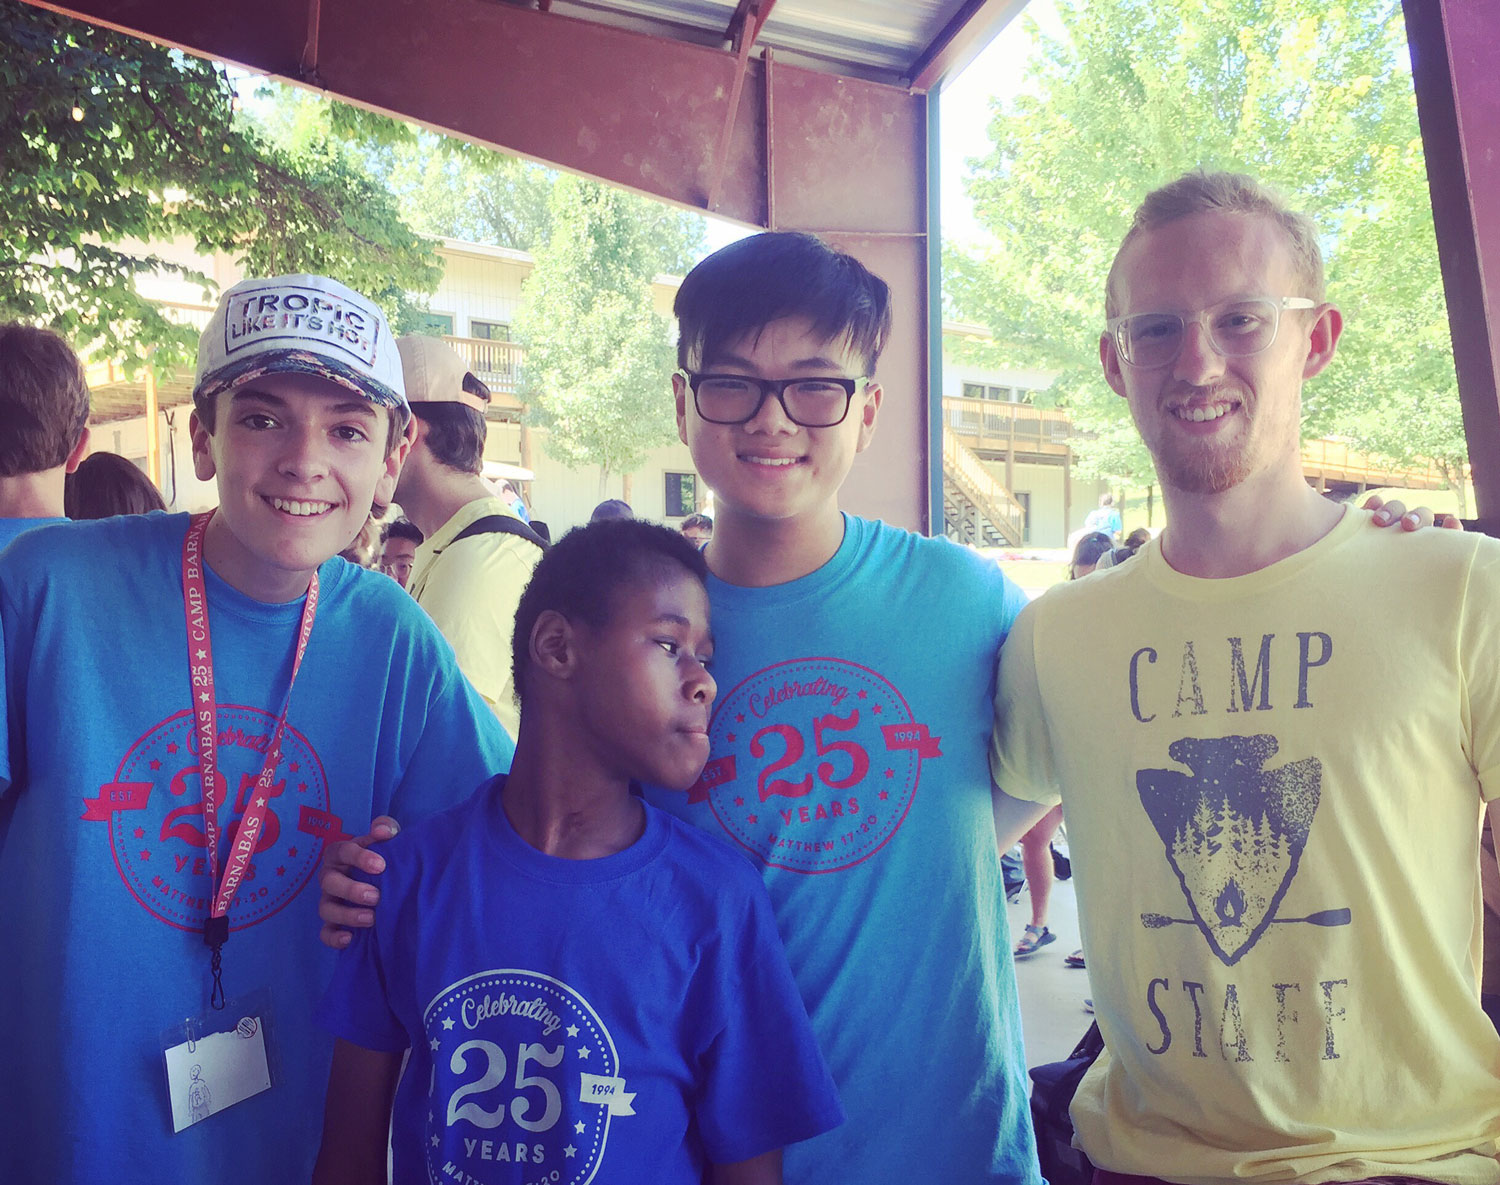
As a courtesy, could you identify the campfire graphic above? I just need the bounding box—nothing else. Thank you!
[1137,734,1349,966]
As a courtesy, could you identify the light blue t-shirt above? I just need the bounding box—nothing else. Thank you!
[320,777,844,1183]
[0,514,67,553]
[643,514,1042,1184]
[0,513,514,1185]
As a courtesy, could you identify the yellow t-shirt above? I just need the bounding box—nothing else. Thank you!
[408,497,540,740]
[992,508,1500,1184]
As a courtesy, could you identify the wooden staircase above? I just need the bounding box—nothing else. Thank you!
[942,428,1027,548]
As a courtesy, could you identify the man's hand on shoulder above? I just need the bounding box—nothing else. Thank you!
[1363,494,1464,532]
[318,816,399,949]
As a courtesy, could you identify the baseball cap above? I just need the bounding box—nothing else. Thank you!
[396,335,490,413]
[193,274,408,418]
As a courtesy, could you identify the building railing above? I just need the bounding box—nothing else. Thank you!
[445,335,525,395]
[942,396,1076,452]
[942,429,1027,545]
[1299,437,1448,489]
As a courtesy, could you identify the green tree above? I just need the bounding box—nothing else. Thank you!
[949,0,1462,494]
[0,1,440,374]
[514,176,701,494]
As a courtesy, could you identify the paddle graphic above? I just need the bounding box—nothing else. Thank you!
[1141,907,1351,930]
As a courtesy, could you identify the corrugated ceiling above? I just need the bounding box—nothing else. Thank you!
[544,0,1029,88]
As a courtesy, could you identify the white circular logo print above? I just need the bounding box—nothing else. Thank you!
[423,970,628,1185]
[694,658,940,874]
[83,707,338,931]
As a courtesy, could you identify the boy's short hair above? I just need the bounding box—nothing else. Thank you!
[0,323,90,477]
[382,517,424,546]
[396,335,488,474]
[674,232,894,376]
[511,519,708,708]
[680,513,714,533]
[410,403,486,474]
[192,274,410,453]
[1105,171,1325,318]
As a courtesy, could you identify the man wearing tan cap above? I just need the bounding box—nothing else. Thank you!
[393,335,544,738]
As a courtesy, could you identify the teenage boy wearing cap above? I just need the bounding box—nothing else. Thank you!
[392,335,545,738]
[0,275,514,1185]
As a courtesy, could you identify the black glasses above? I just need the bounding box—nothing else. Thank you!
[683,372,866,428]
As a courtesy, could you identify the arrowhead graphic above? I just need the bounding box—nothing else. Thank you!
[1137,734,1321,966]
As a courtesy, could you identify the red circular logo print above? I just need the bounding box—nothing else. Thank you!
[84,707,341,931]
[698,658,939,874]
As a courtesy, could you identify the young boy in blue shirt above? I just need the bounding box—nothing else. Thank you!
[0,274,512,1185]
[312,518,841,1185]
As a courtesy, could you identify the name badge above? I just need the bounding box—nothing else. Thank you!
[161,990,275,1132]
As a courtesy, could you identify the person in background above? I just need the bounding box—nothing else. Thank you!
[680,511,714,547]
[0,322,90,549]
[497,478,531,522]
[392,335,545,739]
[1083,492,1123,541]
[1012,530,1114,960]
[378,517,422,590]
[64,451,167,519]
[1096,525,1152,571]
[591,498,633,522]
[337,515,382,567]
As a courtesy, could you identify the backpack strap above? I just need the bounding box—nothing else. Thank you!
[448,514,548,551]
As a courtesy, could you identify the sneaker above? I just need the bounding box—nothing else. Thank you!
[1064,949,1086,969]
[1013,924,1056,958]
[1083,998,1094,1014]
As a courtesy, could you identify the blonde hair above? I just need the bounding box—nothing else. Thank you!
[1105,171,1325,318]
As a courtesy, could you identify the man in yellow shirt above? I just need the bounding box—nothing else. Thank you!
[392,336,544,738]
[991,171,1500,1184]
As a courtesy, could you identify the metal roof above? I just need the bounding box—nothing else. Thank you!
[543,0,1031,90]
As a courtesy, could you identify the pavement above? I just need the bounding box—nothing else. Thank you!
[1006,870,1096,1067]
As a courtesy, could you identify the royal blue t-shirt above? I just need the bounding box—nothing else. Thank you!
[319,776,843,1183]
[643,514,1043,1184]
[0,513,513,1185]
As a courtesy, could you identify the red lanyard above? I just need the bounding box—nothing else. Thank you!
[182,511,319,1007]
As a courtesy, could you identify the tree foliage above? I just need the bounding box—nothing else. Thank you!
[949,0,1464,492]
[0,1,440,374]
[514,176,700,490]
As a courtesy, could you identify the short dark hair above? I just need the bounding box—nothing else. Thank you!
[1071,531,1114,574]
[0,323,90,477]
[674,232,893,376]
[511,519,708,709]
[680,513,713,533]
[590,499,633,522]
[63,451,166,518]
[411,402,486,474]
[382,517,424,546]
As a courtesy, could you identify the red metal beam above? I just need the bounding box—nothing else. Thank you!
[1404,0,1500,524]
[908,0,1030,93]
[707,0,776,212]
